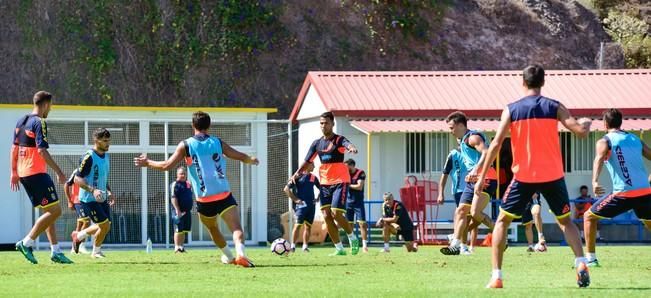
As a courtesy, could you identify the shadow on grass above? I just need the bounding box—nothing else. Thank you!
[588,287,651,290]
[250,263,350,268]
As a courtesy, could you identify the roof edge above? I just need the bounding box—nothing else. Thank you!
[0,104,277,113]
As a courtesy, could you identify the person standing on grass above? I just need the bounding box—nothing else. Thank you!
[293,112,360,256]
[344,159,369,253]
[376,192,417,253]
[65,169,90,255]
[474,64,592,288]
[284,163,319,252]
[71,128,115,259]
[135,111,258,267]
[170,166,194,253]
[521,193,547,252]
[583,108,651,267]
[11,91,73,264]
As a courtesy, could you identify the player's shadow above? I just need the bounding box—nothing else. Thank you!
[254,263,349,268]
[590,287,651,291]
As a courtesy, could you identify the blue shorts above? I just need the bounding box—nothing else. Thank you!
[80,201,111,224]
[320,183,349,211]
[196,194,238,218]
[521,197,541,225]
[19,173,59,208]
[501,178,571,219]
[453,192,463,207]
[295,205,316,226]
[345,199,367,223]
[74,203,89,221]
[589,193,651,220]
[173,211,192,233]
[459,179,497,206]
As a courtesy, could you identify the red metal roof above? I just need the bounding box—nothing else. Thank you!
[350,118,651,133]
[290,69,651,122]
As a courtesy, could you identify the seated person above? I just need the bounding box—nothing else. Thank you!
[375,192,417,253]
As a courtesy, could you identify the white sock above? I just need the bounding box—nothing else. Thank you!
[586,252,597,261]
[538,233,544,240]
[77,230,88,241]
[179,245,184,250]
[51,244,61,254]
[290,243,296,249]
[450,238,461,248]
[302,243,308,249]
[335,242,344,251]
[492,269,503,280]
[575,257,587,268]
[235,242,246,257]
[460,243,468,250]
[383,243,390,250]
[175,245,180,250]
[347,233,357,241]
[93,245,101,254]
[362,240,368,248]
[220,246,234,260]
[22,236,35,247]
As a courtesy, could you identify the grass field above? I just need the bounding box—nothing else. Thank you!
[1,245,650,297]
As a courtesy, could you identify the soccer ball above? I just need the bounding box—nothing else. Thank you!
[270,238,290,256]
[534,242,547,252]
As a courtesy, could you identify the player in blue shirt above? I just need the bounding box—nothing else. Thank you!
[171,166,194,253]
[135,111,259,267]
[585,109,651,267]
[284,163,320,252]
[71,128,114,259]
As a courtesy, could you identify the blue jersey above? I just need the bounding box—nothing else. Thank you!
[184,134,231,201]
[287,173,320,208]
[442,149,466,194]
[460,130,488,172]
[603,130,650,195]
[171,180,194,212]
[77,150,110,203]
[349,169,366,203]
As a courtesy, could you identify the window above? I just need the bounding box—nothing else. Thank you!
[574,132,602,171]
[430,133,451,171]
[406,133,426,173]
[560,132,572,173]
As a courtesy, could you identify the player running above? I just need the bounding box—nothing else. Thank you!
[71,128,115,259]
[440,112,497,256]
[284,163,319,252]
[170,166,194,253]
[293,112,360,256]
[65,169,90,254]
[475,64,591,288]
[345,159,369,253]
[134,111,258,267]
[584,109,651,267]
[376,192,417,252]
[11,91,73,264]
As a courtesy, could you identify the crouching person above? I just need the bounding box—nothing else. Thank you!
[376,192,417,253]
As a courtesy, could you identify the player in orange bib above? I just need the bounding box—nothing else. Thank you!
[475,65,591,288]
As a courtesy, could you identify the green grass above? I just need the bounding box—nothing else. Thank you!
[1,245,650,296]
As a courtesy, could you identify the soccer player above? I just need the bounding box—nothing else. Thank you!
[11,91,73,264]
[283,163,319,252]
[71,128,114,259]
[293,112,360,256]
[170,166,194,253]
[584,108,651,267]
[575,185,600,239]
[134,111,258,267]
[440,111,497,256]
[475,64,591,288]
[344,159,369,253]
[522,193,546,252]
[65,169,90,254]
[376,192,417,253]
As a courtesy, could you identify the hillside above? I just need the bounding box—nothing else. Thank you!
[0,0,634,117]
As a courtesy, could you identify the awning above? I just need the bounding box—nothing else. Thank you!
[350,118,651,134]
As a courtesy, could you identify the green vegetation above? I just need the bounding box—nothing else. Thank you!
[1,246,650,296]
[603,10,651,68]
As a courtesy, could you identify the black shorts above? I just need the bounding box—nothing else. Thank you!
[521,197,541,225]
[74,203,89,221]
[173,211,192,233]
[399,228,414,242]
[19,173,59,208]
[320,183,349,211]
[80,201,111,224]
[459,179,497,206]
[345,199,367,223]
[196,194,238,218]
[501,178,571,219]
[589,193,651,220]
[295,205,316,226]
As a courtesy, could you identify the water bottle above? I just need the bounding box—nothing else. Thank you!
[146,238,153,254]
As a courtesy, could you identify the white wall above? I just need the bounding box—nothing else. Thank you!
[296,85,327,121]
